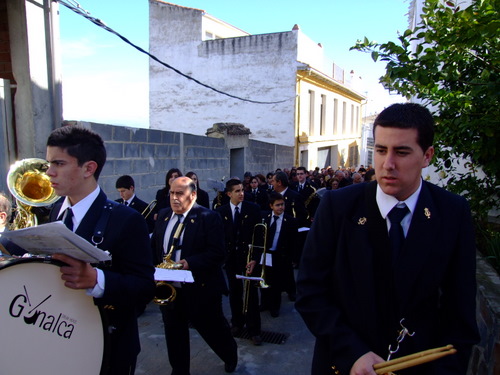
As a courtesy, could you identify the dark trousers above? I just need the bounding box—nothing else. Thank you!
[160,286,237,375]
[260,253,295,311]
[225,269,261,336]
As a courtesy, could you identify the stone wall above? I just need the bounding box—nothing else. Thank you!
[77,121,293,203]
[470,254,500,375]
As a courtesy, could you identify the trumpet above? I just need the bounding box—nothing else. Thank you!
[242,220,268,314]
[141,199,157,219]
[153,221,184,305]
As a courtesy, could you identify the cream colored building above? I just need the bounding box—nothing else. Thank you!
[149,1,365,169]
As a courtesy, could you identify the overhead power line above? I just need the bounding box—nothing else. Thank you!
[56,0,292,105]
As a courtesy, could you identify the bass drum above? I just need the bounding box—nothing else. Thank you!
[0,258,106,374]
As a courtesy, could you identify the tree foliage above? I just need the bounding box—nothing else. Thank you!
[352,0,499,225]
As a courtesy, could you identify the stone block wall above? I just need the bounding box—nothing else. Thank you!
[470,254,500,375]
[77,121,293,203]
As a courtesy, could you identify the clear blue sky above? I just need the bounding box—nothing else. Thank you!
[59,0,410,127]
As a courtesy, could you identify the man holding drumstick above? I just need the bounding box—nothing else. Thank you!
[296,103,479,375]
[46,125,155,375]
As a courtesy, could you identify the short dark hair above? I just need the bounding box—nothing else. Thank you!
[226,178,242,192]
[373,103,435,152]
[268,191,284,205]
[116,175,134,189]
[297,166,307,174]
[274,171,289,187]
[47,126,106,180]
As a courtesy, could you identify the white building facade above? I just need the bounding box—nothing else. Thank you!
[149,1,365,169]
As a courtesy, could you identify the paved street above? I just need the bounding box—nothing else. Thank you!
[135,290,315,375]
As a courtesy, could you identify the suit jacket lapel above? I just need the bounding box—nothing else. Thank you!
[75,190,107,243]
[181,204,199,257]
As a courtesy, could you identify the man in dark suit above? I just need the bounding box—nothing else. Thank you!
[216,179,263,346]
[45,125,156,375]
[296,103,479,375]
[151,176,238,374]
[115,174,154,233]
[271,171,308,294]
[291,166,320,223]
[244,175,269,211]
[260,192,298,317]
[271,171,308,228]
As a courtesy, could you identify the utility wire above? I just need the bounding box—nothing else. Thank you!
[55,0,292,105]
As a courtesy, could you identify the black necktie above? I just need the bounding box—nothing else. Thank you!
[388,204,409,262]
[124,201,129,206]
[298,184,302,192]
[63,207,74,231]
[233,206,241,234]
[167,214,183,251]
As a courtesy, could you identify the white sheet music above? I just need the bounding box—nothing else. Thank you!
[154,268,194,283]
[1,222,111,263]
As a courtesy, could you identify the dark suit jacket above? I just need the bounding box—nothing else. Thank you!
[263,212,298,286]
[245,187,269,211]
[115,196,154,232]
[151,204,228,294]
[216,201,262,273]
[282,188,308,227]
[296,181,479,375]
[115,195,148,213]
[196,188,210,209]
[50,190,156,361]
[291,181,320,222]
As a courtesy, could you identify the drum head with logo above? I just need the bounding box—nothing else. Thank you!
[0,259,104,374]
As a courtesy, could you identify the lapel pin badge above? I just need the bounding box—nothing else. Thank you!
[190,219,194,223]
[358,217,367,225]
[424,208,431,219]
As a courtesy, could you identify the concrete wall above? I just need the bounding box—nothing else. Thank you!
[470,254,500,375]
[75,121,293,203]
[149,1,298,146]
[7,0,61,157]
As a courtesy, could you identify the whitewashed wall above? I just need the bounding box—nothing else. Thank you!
[150,1,299,147]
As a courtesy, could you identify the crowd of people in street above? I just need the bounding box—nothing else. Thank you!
[0,103,479,375]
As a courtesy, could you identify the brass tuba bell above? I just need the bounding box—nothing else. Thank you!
[7,158,60,229]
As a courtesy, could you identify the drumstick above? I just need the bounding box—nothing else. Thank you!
[374,345,456,374]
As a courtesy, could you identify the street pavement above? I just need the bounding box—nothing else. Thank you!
[135,290,315,375]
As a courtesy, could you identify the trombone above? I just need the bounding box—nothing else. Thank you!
[141,199,157,220]
[242,220,268,314]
